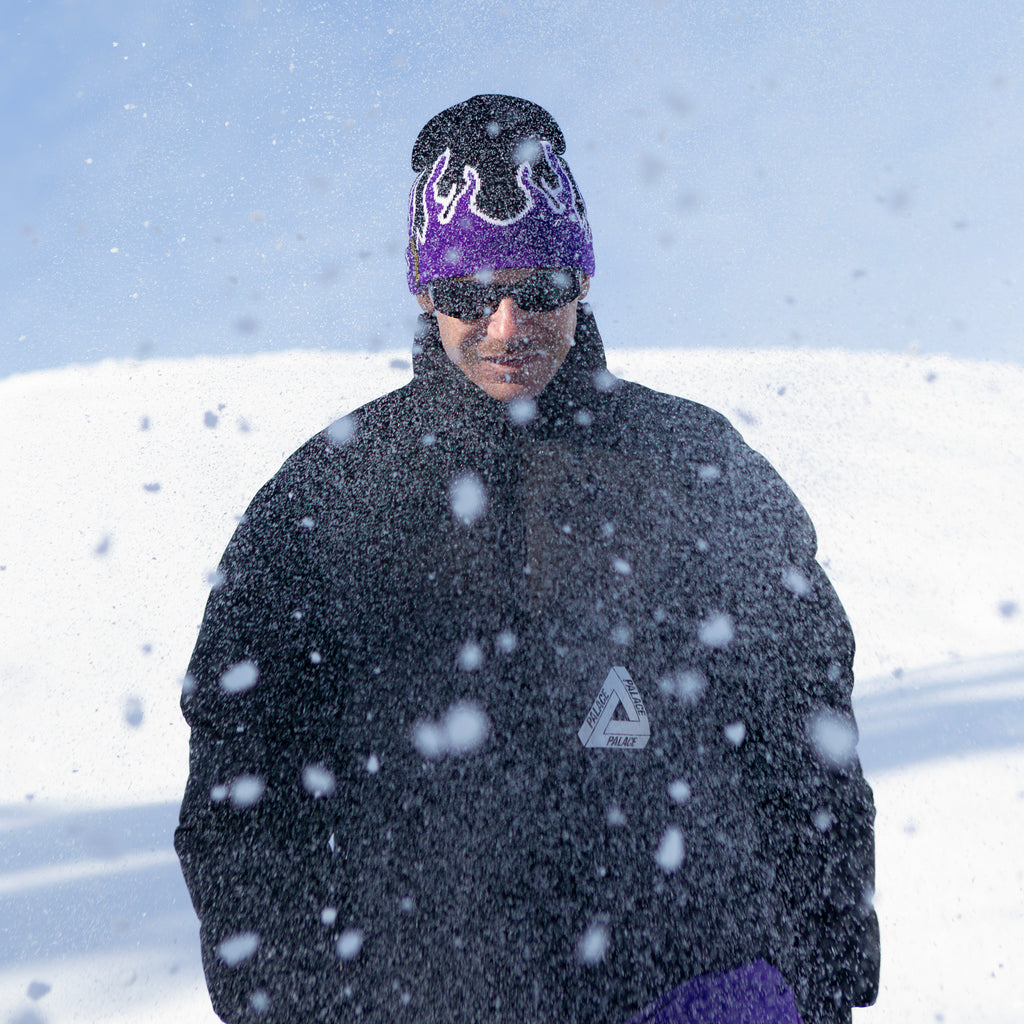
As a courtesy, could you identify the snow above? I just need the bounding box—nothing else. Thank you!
[578,922,610,966]
[412,702,491,759]
[1,347,1022,1022]
[654,826,686,873]
[450,473,487,525]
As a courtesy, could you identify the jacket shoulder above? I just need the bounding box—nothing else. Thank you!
[612,379,746,453]
[614,379,818,557]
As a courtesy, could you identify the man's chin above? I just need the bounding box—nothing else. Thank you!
[479,379,542,403]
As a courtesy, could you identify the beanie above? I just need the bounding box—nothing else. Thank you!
[406,94,595,293]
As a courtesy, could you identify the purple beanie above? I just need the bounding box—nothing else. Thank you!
[406,94,596,293]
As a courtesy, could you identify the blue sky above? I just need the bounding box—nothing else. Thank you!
[2,0,1022,376]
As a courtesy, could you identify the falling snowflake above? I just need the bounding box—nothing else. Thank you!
[781,566,812,596]
[219,660,258,694]
[229,776,266,808]
[655,826,685,872]
[412,702,490,759]
[809,711,857,767]
[659,669,706,704]
[724,721,747,747]
[326,415,358,446]
[450,474,487,525]
[577,922,610,965]
[698,613,734,648]
[507,397,537,425]
[457,641,484,671]
[217,932,260,967]
[336,929,364,961]
[667,779,691,804]
[302,764,336,798]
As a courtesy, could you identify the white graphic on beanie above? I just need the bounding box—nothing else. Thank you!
[578,667,650,750]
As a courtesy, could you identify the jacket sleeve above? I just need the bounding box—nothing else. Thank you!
[723,440,880,1024]
[174,468,345,1023]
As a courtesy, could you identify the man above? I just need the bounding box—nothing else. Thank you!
[176,94,879,1023]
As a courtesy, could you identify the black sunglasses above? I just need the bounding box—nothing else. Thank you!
[428,269,582,321]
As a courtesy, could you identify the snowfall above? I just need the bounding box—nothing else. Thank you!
[1,343,1022,1024]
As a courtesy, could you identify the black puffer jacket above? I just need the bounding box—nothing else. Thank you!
[175,308,879,1024]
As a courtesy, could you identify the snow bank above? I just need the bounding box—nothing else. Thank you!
[1,348,1022,1022]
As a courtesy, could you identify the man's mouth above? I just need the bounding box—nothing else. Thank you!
[478,349,542,368]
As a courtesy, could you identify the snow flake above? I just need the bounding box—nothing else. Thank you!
[457,641,484,671]
[724,721,747,746]
[204,410,219,428]
[217,931,260,967]
[495,630,517,653]
[809,711,857,767]
[654,826,686,872]
[250,990,270,1013]
[229,775,266,808]
[336,928,364,961]
[610,624,632,645]
[592,368,619,393]
[219,660,258,694]
[366,754,380,774]
[667,779,691,804]
[299,516,315,529]
[577,922,610,965]
[508,397,537,425]
[781,566,812,596]
[450,474,487,525]
[412,702,490,759]
[210,784,228,802]
[445,704,490,754]
[659,669,706,704]
[606,804,627,826]
[697,463,722,482]
[612,557,631,575]
[698,613,734,648]
[326,415,357,447]
[302,764,336,797]
[513,138,543,165]
[813,808,835,832]
[574,409,594,427]
[321,907,338,926]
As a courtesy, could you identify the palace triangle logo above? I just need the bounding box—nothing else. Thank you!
[578,666,651,750]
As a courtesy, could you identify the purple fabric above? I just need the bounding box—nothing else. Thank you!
[405,141,595,292]
[626,960,803,1024]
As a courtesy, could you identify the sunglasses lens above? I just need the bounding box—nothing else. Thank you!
[430,280,490,320]
[430,270,580,320]
[515,269,580,312]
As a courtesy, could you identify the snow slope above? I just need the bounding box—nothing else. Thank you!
[1,348,1022,1022]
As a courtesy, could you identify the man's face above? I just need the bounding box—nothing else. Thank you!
[417,268,590,402]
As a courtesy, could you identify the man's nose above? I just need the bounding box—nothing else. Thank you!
[487,295,524,339]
